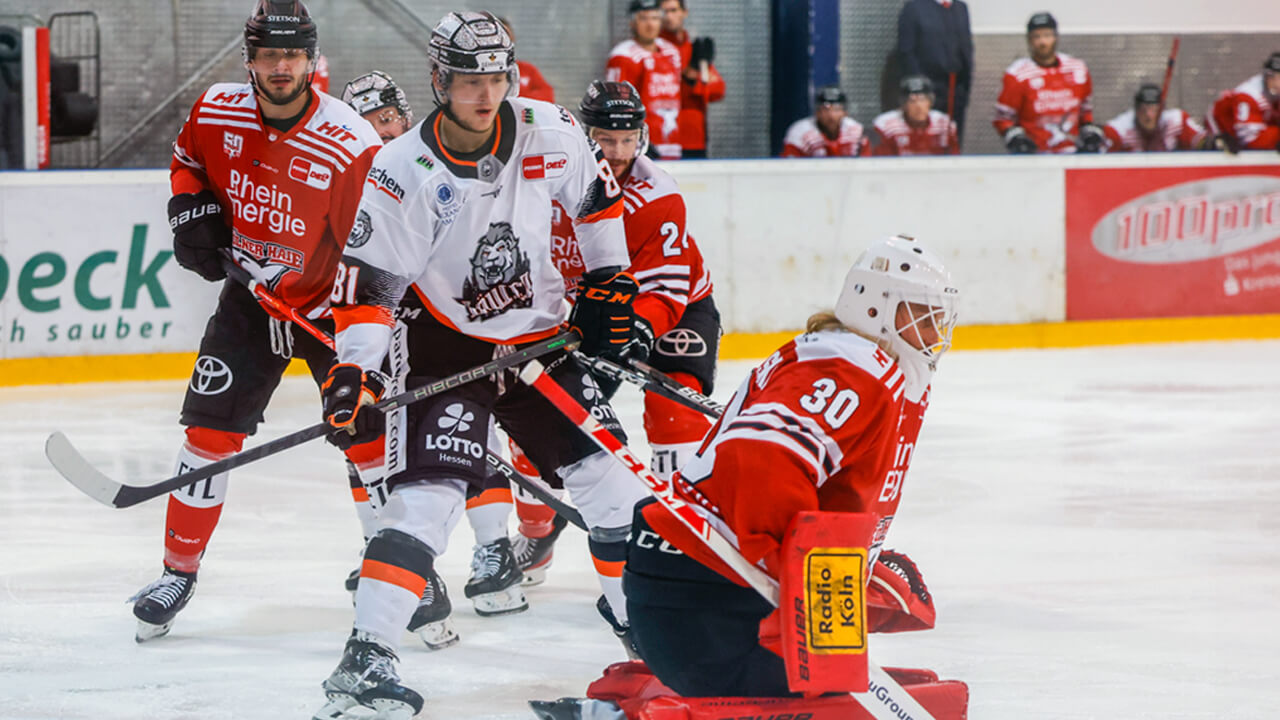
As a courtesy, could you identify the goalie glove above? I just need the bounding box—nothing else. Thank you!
[867,549,936,633]
[321,364,387,449]
[1003,126,1038,154]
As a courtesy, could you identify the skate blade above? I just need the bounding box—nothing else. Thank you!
[312,693,359,720]
[520,565,548,586]
[471,585,529,616]
[134,619,174,643]
[415,618,460,651]
[367,696,420,719]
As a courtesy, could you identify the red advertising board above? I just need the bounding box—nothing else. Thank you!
[1065,165,1280,320]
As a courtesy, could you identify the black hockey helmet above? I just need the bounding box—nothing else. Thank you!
[815,85,847,107]
[428,11,518,105]
[1133,83,1162,106]
[244,0,318,54]
[899,75,935,103]
[579,80,646,130]
[1265,52,1280,74]
[343,71,413,121]
[629,0,662,13]
[1027,12,1057,34]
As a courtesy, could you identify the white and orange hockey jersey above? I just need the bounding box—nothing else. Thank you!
[171,83,381,315]
[642,329,930,584]
[330,97,629,371]
[780,116,870,158]
[606,38,685,160]
[1103,108,1208,152]
[872,108,959,156]
[1207,74,1280,150]
[993,53,1094,153]
[549,154,712,338]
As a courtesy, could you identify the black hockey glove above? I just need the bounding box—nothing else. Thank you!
[1002,127,1037,154]
[322,364,387,449]
[623,316,655,363]
[1076,123,1105,153]
[569,268,639,360]
[1214,133,1240,155]
[168,189,231,282]
[690,36,715,66]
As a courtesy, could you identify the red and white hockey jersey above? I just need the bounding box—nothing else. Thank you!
[605,38,685,160]
[993,53,1094,153]
[780,116,870,158]
[872,109,959,156]
[330,97,629,371]
[171,83,381,315]
[642,330,930,583]
[1103,107,1208,152]
[1207,74,1280,150]
[549,154,712,337]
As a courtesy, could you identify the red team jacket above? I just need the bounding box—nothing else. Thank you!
[517,60,556,103]
[780,116,870,157]
[643,331,928,583]
[606,38,685,160]
[1207,74,1280,150]
[872,109,959,155]
[1103,108,1208,152]
[994,53,1094,153]
[659,27,726,154]
[171,83,380,315]
[550,154,712,337]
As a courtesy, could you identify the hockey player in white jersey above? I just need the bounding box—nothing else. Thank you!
[312,12,651,718]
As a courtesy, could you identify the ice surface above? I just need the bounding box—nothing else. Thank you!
[2,341,1279,719]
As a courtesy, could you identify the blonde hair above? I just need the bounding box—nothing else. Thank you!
[805,310,899,361]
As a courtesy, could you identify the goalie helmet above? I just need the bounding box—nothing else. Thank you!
[343,71,413,123]
[428,11,519,106]
[834,235,959,373]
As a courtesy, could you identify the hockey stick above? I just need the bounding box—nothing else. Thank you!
[219,260,588,530]
[518,359,936,720]
[1149,36,1181,152]
[45,332,579,509]
[575,352,725,417]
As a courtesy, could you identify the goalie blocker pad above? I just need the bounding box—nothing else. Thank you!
[584,661,970,720]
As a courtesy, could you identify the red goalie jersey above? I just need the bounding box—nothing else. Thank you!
[171,82,380,315]
[994,54,1094,153]
[642,329,929,583]
[550,154,712,337]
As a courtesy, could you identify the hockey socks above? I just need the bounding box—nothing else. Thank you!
[162,427,244,572]
[643,372,712,482]
[466,485,514,545]
[354,529,438,650]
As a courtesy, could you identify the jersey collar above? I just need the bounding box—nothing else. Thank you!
[421,102,516,179]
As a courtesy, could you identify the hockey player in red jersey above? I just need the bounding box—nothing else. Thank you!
[606,0,685,159]
[873,75,959,156]
[993,12,1102,154]
[1103,83,1210,152]
[510,80,719,588]
[658,0,726,158]
[530,236,968,720]
[312,12,651,717]
[128,0,382,644]
[781,85,870,157]
[1207,52,1280,153]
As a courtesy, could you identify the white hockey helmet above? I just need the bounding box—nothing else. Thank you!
[342,70,413,122]
[834,235,959,372]
[427,11,520,106]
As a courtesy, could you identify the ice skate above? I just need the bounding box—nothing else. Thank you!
[596,595,641,660]
[512,513,568,586]
[313,630,423,720]
[529,697,627,720]
[344,566,360,600]
[130,566,197,643]
[407,569,458,650]
[465,537,528,616]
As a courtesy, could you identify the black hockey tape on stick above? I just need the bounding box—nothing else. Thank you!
[576,353,725,417]
[45,332,580,509]
[517,358,937,720]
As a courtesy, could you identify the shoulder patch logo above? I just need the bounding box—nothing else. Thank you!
[416,154,435,170]
[522,152,569,180]
[348,210,373,248]
[288,156,332,190]
[457,222,534,321]
[523,107,535,124]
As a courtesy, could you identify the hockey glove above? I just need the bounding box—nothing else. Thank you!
[1214,133,1240,155]
[690,36,715,66]
[569,268,639,360]
[322,364,387,449]
[622,316,655,363]
[168,189,231,282]
[1002,126,1037,154]
[1076,123,1106,153]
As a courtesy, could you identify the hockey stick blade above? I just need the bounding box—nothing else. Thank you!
[46,332,579,509]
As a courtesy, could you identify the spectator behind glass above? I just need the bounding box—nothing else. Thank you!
[896,0,973,145]
[873,75,959,155]
[659,0,725,158]
[780,85,870,158]
[1206,52,1280,153]
[499,16,555,103]
[1103,83,1210,153]
[606,0,685,159]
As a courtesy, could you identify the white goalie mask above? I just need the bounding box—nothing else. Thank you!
[835,235,959,378]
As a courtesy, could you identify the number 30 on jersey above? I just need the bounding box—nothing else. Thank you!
[800,378,859,428]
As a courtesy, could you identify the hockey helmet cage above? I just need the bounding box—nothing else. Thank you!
[1265,52,1280,74]
[1026,12,1057,33]
[815,85,847,107]
[899,75,935,103]
[428,11,519,105]
[629,0,662,13]
[834,235,959,373]
[579,80,649,158]
[343,70,413,122]
[1133,83,1162,106]
[244,0,318,54]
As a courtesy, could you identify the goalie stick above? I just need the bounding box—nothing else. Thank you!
[519,359,937,720]
[45,332,579,510]
[576,353,725,417]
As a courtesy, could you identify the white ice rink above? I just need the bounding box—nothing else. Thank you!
[2,341,1279,719]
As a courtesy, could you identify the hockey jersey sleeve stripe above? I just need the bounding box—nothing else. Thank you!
[197,106,257,120]
[172,142,203,170]
[284,138,347,171]
[634,264,691,279]
[195,117,259,131]
[333,304,394,330]
[739,402,844,473]
[639,282,690,297]
[725,415,838,481]
[299,129,357,165]
[578,199,625,225]
[717,425,828,483]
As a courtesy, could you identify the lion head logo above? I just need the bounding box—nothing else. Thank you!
[468,222,527,292]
